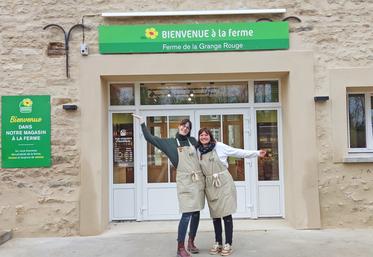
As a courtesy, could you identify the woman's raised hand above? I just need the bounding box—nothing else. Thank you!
[132,113,144,124]
[258,149,267,158]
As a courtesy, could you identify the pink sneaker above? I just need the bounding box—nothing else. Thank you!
[220,243,233,256]
[209,242,222,255]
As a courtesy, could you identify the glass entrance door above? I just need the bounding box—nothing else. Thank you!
[109,109,282,220]
[196,110,256,218]
[255,109,283,217]
[109,112,136,220]
[140,110,195,220]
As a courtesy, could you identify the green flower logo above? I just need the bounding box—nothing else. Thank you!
[19,98,33,113]
[145,28,158,40]
[22,98,33,107]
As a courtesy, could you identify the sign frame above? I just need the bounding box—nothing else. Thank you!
[1,95,51,168]
[99,21,289,54]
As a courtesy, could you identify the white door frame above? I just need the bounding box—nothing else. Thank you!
[109,111,138,221]
[253,107,285,217]
[108,101,284,220]
[195,108,257,218]
[139,110,196,220]
[109,107,284,220]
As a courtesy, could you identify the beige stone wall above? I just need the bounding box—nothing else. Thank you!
[0,1,372,236]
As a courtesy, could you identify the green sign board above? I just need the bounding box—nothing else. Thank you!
[1,95,51,168]
[99,21,289,54]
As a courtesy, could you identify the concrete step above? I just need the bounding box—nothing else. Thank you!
[0,230,13,245]
[103,218,291,236]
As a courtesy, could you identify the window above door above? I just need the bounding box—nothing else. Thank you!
[109,80,281,108]
[140,81,249,105]
[254,80,279,103]
[110,84,135,105]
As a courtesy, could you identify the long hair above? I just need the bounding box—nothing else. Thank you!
[197,127,216,147]
[179,119,192,137]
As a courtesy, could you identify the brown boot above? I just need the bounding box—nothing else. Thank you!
[187,236,199,254]
[177,241,191,257]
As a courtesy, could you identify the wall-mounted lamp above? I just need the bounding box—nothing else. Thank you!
[314,96,329,102]
[63,104,78,111]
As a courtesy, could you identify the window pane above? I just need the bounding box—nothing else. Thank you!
[169,115,189,182]
[254,81,279,103]
[140,82,248,105]
[110,84,134,105]
[112,113,134,184]
[200,115,221,141]
[199,114,244,181]
[256,110,279,181]
[223,115,245,181]
[146,116,168,183]
[349,94,366,148]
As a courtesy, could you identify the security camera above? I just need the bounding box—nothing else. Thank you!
[80,43,88,56]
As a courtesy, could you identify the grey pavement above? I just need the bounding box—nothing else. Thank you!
[0,228,372,257]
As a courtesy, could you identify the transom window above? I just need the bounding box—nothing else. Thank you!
[347,92,373,151]
[140,82,249,105]
[109,80,281,107]
[110,84,134,105]
[254,80,279,103]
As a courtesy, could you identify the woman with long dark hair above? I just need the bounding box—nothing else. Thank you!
[133,114,205,257]
[196,128,266,256]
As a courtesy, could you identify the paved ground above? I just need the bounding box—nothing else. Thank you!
[1,228,372,257]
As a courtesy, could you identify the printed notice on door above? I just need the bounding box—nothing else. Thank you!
[113,124,134,167]
[1,95,51,168]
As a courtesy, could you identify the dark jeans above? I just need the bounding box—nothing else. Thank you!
[212,215,233,245]
[177,211,200,243]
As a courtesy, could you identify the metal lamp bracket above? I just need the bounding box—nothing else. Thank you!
[43,23,87,78]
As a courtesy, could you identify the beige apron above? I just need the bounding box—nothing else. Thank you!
[199,149,237,218]
[175,138,205,213]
